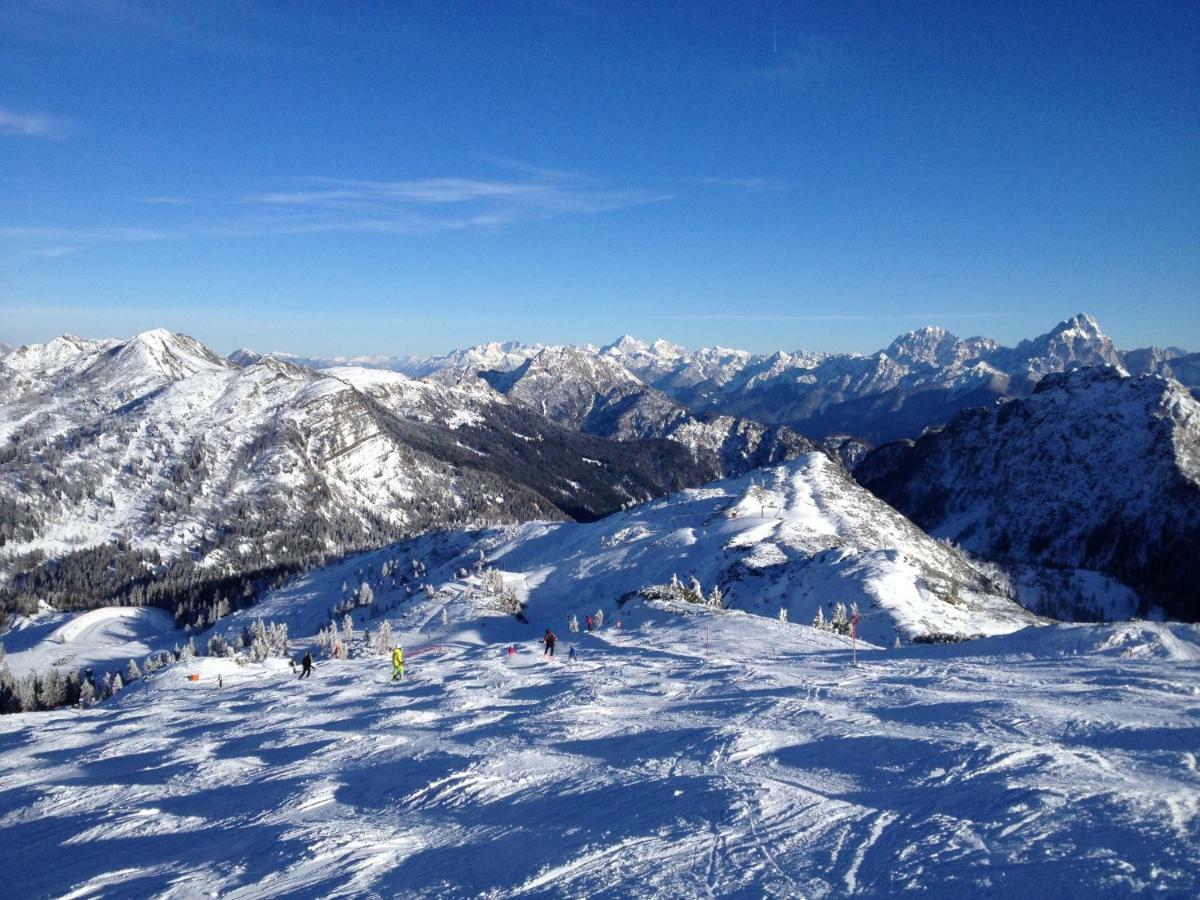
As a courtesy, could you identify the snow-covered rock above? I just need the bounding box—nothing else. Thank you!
[857,367,1200,621]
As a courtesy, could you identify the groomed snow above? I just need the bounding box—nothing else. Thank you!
[2,609,1197,897]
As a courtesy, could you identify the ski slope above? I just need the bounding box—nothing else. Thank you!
[2,606,180,678]
[1,609,1197,897]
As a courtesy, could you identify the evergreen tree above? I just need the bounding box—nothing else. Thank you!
[126,659,142,682]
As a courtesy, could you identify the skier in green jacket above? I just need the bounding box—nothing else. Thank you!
[392,646,405,681]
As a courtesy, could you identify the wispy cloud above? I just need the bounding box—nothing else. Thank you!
[0,226,167,242]
[699,177,791,192]
[2,166,670,256]
[24,245,80,258]
[242,172,668,233]
[137,195,195,206]
[0,105,70,139]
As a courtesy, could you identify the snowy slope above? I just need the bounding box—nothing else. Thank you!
[2,608,1197,897]
[2,606,180,678]
[857,367,1200,622]
[236,452,1039,646]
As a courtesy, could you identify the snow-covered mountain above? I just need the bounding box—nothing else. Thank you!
[856,367,1200,622]
[376,313,1194,446]
[235,451,1037,646]
[221,314,1197,448]
[0,330,716,624]
[480,346,818,477]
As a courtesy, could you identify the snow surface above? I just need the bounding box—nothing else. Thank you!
[2,608,1198,897]
[3,606,180,678]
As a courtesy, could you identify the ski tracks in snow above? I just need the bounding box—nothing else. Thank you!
[1,619,1198,897]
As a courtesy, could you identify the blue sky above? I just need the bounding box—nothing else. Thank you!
[1,0,1197,356]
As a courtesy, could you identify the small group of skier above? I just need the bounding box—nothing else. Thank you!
[293,645,404,681]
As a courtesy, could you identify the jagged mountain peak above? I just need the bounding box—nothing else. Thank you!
[884,326,960,367]
[110,328,234,381]
[602,334,648,354]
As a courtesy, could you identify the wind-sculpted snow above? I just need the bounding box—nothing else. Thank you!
[2,609,1197,897]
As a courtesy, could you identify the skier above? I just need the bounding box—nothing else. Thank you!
[299,651,314,679]
[568,645,577,662]
[392,645,405,680]
[585,615,593,632]
[543,629,557,657]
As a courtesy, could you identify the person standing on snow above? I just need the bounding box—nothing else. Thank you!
[543,629,557,657]
[568,645,577,662]
[299,651,314,679]
[392,645,405,680]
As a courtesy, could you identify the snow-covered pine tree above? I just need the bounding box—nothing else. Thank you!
[441,607,449,626]
[112,673,124,693]
[126,659,141,682]
[749,482,769,518]
[17,672,38,711]
[79,679,96,706]
[709,585,724,609]
[375,621,394,656]
[779,607,788,623]
[831,603,849,635]
[812,607,826,629]
[594,609,605,629]
[38,668,64,709]
[568,614,579,633]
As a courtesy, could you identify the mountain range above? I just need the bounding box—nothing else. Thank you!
[2,313,1197,631]
[235,313,1200,446]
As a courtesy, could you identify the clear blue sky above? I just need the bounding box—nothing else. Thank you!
[1,0,1197,356]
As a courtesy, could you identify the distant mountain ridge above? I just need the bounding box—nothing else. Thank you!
[256,314,1196,446]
